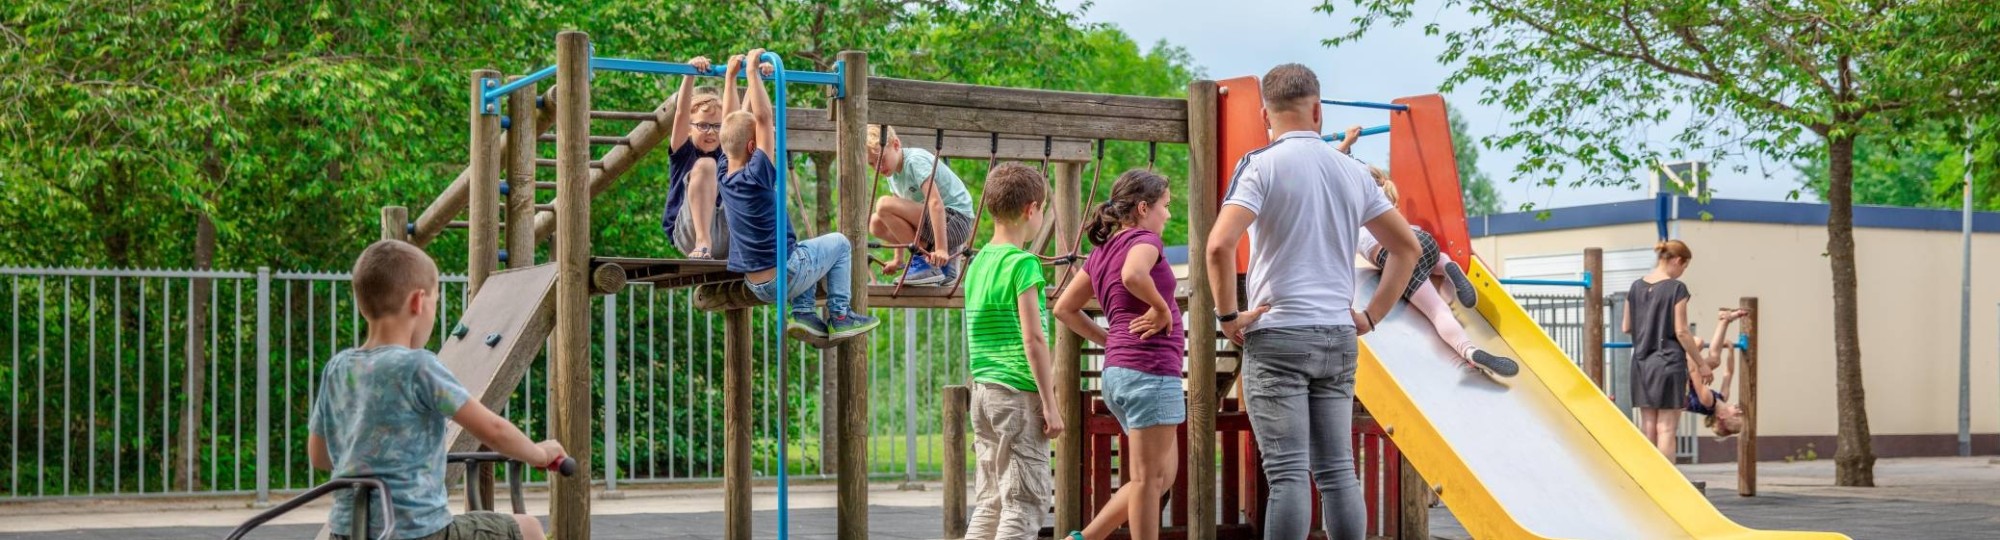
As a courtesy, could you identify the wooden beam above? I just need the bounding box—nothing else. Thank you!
[869,77,1188,121]
[380,206,408,242]
[833,49,872,540]
[1052,158,1085,535]
[724,307,754,540]
[548,30,593,540]
[411,85,556,247]
[785,123,1095,162]
[871,100,1188,144]
[468,69,503,300]
[1739,296,1758,496]
[1399,460,1429,539]
[589,110,658,121]
[589,262,627,296]
[942,385,970,540]
[505,76,539,267]
[1183,79,1220,540]
[1583,247,1605,388]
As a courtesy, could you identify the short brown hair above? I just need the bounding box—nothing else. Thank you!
[1262,63,1320,113]
[719,110,757,161]
[352,240,439,320]
[983,162,1047,222]
[686,86,723,116]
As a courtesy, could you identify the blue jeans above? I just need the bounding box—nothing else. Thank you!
[744,233,852,316]
[1242,325,1365,540]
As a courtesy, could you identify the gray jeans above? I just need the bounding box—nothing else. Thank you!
[1242,325,1365,540]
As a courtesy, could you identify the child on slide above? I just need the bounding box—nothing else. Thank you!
[1358,176,1518,377]
[1052,170,1184,540]
[1334,125,1480,308]
[1688,308,1749,437]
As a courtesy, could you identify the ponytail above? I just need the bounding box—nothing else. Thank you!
[1085,169,1171,247]
[1655,239,1693,262]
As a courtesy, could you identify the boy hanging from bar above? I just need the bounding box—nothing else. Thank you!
[867,125,978,286]
[662,55,773,260]
[716,49,881,341]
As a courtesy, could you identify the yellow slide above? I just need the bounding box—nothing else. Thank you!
[1353,258,1847,540]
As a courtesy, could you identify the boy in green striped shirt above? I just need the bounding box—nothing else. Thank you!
[960,162,1064,539]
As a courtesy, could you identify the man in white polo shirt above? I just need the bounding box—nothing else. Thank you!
[1203,63,1422,540]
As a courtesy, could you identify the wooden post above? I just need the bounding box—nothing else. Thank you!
[505,76,539,267]
[1584,247,1606,389]
[1398,460,1429,539]
[1738,296,1758,496]
[833,49,872,540]
[469,69,503,299]
[1052,160,1086,535]
[1183,79,1220,540]
[724,308,754,540]
[942,385,971,539]
[380,206,408,242]
[549,30,593,540]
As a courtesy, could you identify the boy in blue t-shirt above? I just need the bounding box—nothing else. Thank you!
[308,240,566,540]
[715,49,880,341]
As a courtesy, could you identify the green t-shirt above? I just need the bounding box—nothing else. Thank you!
[963,242,1049,391]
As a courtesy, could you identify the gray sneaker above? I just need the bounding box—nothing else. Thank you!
[900,257,948,286]
[786,312,829,340]
[1443,260,1478,308]
[1471,349,1519,377]
[826,311,882,340]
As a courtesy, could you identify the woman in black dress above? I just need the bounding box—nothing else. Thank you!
[1625,240,1703,458]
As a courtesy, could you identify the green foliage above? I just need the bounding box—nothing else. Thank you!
[1796,117,2000,211]
[1446,104,1502,216]
[0,0,1204,272]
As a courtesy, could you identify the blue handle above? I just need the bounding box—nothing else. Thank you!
[1323,124,1391,142]
[1321,98,1410,111]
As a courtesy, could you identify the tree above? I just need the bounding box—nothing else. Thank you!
[1319,1,2000,486]
[1447,103,1503,215]
[1797,116,2000,211]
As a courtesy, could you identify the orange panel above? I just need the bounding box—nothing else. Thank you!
[1215,76,1269,274]
[1386,94,1472,267]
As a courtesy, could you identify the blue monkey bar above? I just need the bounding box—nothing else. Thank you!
[1323,124,1391,142]
[1322,98,1409,111]
[476,55,845,115]
[1497,272,1594,290]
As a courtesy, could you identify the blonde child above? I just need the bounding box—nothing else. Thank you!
[1360,177,1518,377]
[1052,170,1184,540]
[308,240,565,540]
[867,125,976,285]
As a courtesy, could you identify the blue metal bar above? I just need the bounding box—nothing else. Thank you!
[1498,271,1594,289]
[1605,342,1634,349]
[1735,333,1749,351]
[1321,98,1409,111]
[1323,124,1391,142]
[762,50,792,540]
[479,58,845,114]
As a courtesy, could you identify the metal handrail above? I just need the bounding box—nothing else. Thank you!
[224,476,395,540]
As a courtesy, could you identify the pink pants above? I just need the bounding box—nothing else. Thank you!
[1406,281,1478,366]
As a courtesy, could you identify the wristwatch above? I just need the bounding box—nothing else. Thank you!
[1216,311,1240,324]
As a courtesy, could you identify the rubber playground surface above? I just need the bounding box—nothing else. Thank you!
[2,458,1995,539]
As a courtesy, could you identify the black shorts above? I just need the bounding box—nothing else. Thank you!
[1371,228,1442,301]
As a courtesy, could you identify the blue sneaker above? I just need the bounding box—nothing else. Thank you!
[786,312,829,340]
[900,254,947,286]
[826,311,882,340]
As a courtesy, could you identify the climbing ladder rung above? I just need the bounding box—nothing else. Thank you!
[535,158,605,169]
[539,134,631,145]
[445,221,505,230]
[588,110,659,121]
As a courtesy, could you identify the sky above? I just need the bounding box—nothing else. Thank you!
[1059,0,1812,211]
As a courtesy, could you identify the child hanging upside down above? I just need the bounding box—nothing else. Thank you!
[867,125,977,286]
[716,49,880,342]
[1689,308,1749,437]
[1359,175,1518,377]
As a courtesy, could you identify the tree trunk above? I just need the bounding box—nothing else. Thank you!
[1825,134,1876,487]
[176,211,216,492]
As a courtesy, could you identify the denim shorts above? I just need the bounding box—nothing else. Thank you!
[1101,367,1186,430]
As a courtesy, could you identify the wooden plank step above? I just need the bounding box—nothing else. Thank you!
[534,158,605,169]
[538,134,631,145]
[589,110,659,121]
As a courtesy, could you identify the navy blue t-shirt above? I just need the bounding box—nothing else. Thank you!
[661,141,727,237]
[720,150,795,274]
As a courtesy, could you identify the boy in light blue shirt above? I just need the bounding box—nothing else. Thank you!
[867,125,977,286]
[309,240,566,540]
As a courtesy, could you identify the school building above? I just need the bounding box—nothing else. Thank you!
[1472,194,2000,463]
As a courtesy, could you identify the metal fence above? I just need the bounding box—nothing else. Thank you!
[0,266,968,502]
[1506,290,1697,462]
